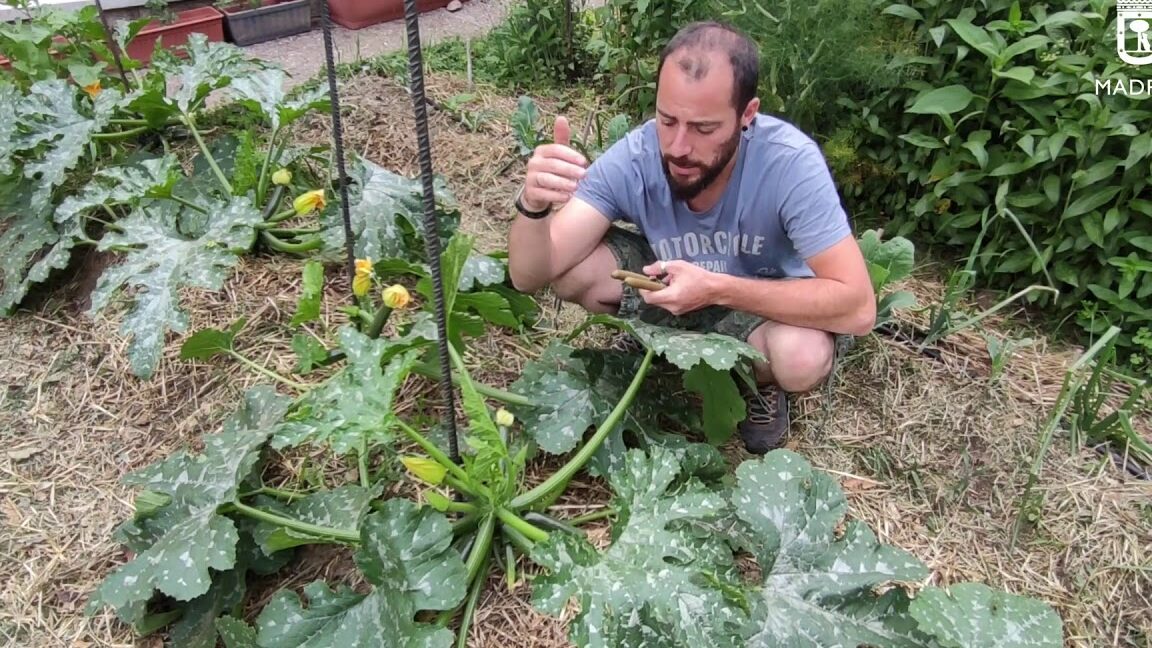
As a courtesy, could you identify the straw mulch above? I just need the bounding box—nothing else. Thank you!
[1,70,1149,648]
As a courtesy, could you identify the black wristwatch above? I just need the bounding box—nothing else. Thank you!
[515,188,552,219]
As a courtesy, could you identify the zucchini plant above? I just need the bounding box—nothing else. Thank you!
[87,234,1067,645]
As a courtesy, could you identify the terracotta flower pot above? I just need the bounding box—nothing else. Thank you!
[124,6,226,64]
[328,0,456,30]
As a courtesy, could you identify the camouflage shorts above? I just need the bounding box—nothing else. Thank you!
[601,225,854,356]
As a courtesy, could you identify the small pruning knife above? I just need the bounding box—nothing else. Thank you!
[611,269,666,291]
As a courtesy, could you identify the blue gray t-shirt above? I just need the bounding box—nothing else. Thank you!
[574,113,852,279]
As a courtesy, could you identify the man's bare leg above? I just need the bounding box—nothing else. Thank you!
[548,243,623,314]
[738,320,836,453]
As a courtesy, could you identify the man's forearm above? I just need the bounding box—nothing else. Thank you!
[507,214,555,293]
[711,274,875,336]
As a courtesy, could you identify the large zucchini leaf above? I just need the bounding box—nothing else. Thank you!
[87,386,290,624]
[272,327,423,454]
[530,446,745,648]
[88,196,262,378]
[249,499,466,647]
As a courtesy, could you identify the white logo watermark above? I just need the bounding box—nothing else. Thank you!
[1118,0,1152,66]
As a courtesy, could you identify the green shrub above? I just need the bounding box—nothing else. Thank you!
[474,0,598,90]
[712,0,916,136]
[836,0,1152,374]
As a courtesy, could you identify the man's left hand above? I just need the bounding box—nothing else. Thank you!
[638,260,720,315]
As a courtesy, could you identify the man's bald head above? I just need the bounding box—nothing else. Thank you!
[657,21,760,115]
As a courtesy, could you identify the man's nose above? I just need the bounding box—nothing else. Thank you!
[667,126,691,158]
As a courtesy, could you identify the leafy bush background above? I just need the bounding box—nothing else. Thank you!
[451,0,1150,374]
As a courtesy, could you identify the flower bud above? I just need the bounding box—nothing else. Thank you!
[352,258,373,297]
[381,284,411,310]
[83,80,102,99]
[401,456,447,485]
[495,408,515,427]
[272,168,292,186]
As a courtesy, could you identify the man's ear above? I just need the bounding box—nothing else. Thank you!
[742,97,760,128]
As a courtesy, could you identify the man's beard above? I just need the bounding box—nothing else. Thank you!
[661,127,742,202]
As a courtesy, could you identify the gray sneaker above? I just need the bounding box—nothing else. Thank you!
[738,384,790,454]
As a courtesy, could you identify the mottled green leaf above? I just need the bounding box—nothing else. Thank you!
[322,156,457,264]
[87,386,290,621]
[17,79,121,211]
[272,327,421,453]
[531,446,744,648]
[291,260,325,326]
[292,333,330,373]
[627,319,765,371]
[229,67,328,131]
[910,582,1063,647]
[168,567,248,648]
[0,82,21,176]
[53,156,180,224]
[88,197,262,378]
[735,451,932,646]
[252,485,381,553]
[508,341,671,455]
[215,616,259,648]
[0,182,78,314]
[682,363,744,445]
[458,252,506,291]
[152,33,263,114]
[253,500,464,647]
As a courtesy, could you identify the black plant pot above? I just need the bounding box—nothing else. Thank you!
[223,0,312,47]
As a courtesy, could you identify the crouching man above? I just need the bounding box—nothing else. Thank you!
[505,21,875,452]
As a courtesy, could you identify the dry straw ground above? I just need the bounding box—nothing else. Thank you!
[2,70,1150,648]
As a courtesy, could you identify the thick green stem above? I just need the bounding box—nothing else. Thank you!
[444,474,479,499]
[238,486,313,501]
[495,507,549,543]
[92,126,149,140]
[511,348,654,510]
[169,194,208,214]
[366,304,395,339]
[182,115,233,195]
[261,207,298,225]
[456,549,489,648]
[264,226,323,236]
[466,514,497,584]
[453,512,481,536]
[260,231,323,254]
[438,498,479,514]
[232,501,359,543]
[358,435,370,489]
[228,350,310,391]
[500,522,535,555]
[397,421,472,485]
[565,507,617,526]
[412,361,536,408]
[256,126,280,206]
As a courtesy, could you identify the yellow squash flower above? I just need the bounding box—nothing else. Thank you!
[293,189,326,216]
[381,284,411,309]
[272,168,292,186]
[401,456,448,485]
[495,408,515,427]
[353,258,373,297]
[83,80,101,99]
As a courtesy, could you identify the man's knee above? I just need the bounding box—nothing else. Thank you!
[749,323,835,393]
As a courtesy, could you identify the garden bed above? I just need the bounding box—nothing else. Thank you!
[1,69,1149,647]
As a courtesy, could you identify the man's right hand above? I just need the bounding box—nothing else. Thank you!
[521,116,588,213]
